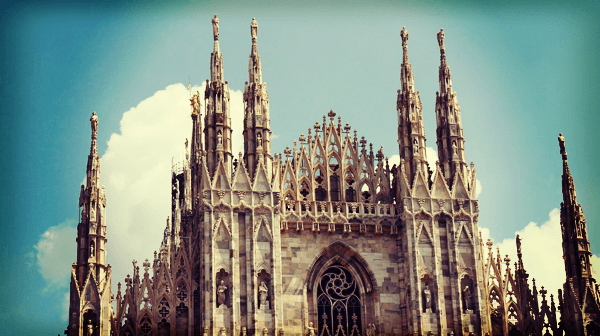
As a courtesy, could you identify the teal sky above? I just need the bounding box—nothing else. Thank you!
[1,0,599,334]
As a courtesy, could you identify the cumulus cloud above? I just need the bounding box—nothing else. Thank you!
[33,219,76,291]
[101,83,244,287]
[481,208,600,302]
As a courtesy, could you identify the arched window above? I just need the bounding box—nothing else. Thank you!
[317,264,362,336]
[330,173,340,202]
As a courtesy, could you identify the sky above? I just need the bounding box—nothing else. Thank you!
[1,0,599,334]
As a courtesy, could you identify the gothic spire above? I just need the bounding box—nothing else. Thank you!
[243,17,272,180]
[558,133,595,292]
[434,28,468,186]
[396,26,429,188]
[204,14,233,178]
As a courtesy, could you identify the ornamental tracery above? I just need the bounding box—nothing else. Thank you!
[317,264,363,335]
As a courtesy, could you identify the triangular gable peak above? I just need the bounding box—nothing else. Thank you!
[155,255,173,296]
[70,269,81,298]
[358,150,373,183]
[311,136,326,167]
[342,137,357,171]
[200,160,212,190]
[398,159,412,199]
[431,167,451,199]
[211,159,231,190]
[451,170,470,200]
[137,275,155,311]
[232,160,252,191]
[254,217,273,242]
[213,216,231,241]
[412,169,431,199]
[281,160,296,196]
[324,120,342,158]
[456,223,474,246]
[253,161,272,192]
[296,146,312,180]
[416,217,433,244]
[82,271,100,304]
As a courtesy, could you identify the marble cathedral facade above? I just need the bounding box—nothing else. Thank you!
[67,16,600,336]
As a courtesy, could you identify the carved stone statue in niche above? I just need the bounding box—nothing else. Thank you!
[259,281,269,309]
[452,140,458,157]
[87,319,94,336]
[307,322,316,336]
[217,280,227,307]
[257,132,263,148]
[219,327,226,336]
[89,242,95,257]
[217,131,223,145]
[463,285,472,311]
[423,285,432,312]
[413,139,419,155]
[242,327,247,336]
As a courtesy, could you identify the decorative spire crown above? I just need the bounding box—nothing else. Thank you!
[212,14,219,41]
[251,17,258,42]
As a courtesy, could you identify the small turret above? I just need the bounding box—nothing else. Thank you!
[434,29,468,186]
[243,17,273,180]
[204,14,233,178]
[396,26,429,187]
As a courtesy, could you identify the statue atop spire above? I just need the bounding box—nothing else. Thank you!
[400,27,409,63]
[90,111,98,140]
[437,28,445,49]
[558,132,567,158]
[212,14,219,41]
[251,17,258,42]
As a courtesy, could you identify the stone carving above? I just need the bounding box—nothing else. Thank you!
[437,28,445,47]
[366,324,376,336]
[259,281,268,308]
[257,132,263,147]
[217,280,227,307]
[558,133,566,154]
[212,15,219,40]
[263,328,268,336]
[413,138,419,155]
[251,17,258,40]
[217,130,223,145]
[87,320,94,336]
[307,322,317,336]
[424,285,432,311]
[463,285,472,311]
[219,327,227,336]
[242,327,247,336]
[90,112,98,138]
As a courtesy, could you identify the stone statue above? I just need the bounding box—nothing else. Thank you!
[242,327,247,336]
[413,139,419,155]
[203,327,209,336]
[251,17,258,40]
[90,112,98,138]
[437,28,445,47]
[401,26,408,45]
[259,281,268,308]
[219,327,227,336]
[463,285,472,311]
[558,133,566,154]
[307,322,316,336]
[452,141,458,156]
[424,285,432,311]
[90,242,95,257]
[257,132,263,148]
[87,319,94,336]
[217,131,223,145]
[217,280,227,307]
[212,15,219,41]
[366,324,376,336]
[263,328,269,336]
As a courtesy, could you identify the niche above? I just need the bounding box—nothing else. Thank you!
[257,270,271,310]
[216,269,230,308]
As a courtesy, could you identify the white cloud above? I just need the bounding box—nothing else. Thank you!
[62,291,70,321]
[482,208,600,302]
[33,219,76,291]
[100,83,245,288]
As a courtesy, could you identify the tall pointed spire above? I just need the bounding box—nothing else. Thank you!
[68,112,112,336]
[558,133,595,290]
[204,14,233,178]
[434,29,468,186]
[557,133,600,335]
[396,26,429,187]
[243,17,272,180]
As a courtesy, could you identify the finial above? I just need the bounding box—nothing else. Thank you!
[212,14,219,41]
[558,132,567,158]
[401,26,408,45]
[90,111,98,140]
[437,28,445,48]
[251,17,258,42]
[328,109,336,122]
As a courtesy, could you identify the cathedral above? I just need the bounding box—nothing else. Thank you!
[66,16,600,336]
